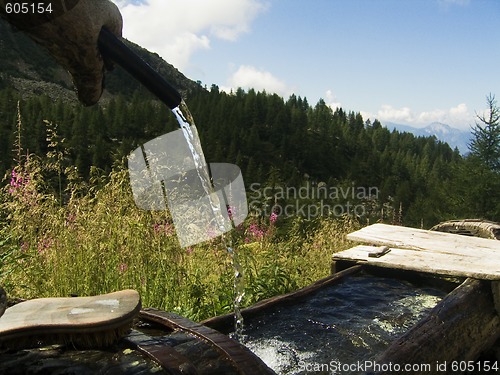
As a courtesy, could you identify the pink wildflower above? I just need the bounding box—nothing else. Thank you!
[65,212,77,228]
[207,226,218,239]
[227,206,236,220]
[20,241,29,253]
[270,212,278,224]
[9,169,26,193]
[118,263,128,273]
[247,223,265,240]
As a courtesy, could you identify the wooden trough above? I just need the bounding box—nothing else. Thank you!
[333,222,500,374]
[203,221,500,373]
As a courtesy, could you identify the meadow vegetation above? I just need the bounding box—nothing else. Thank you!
[0,119,358,321]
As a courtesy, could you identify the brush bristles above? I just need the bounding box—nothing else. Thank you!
[0,324,133,350]
[0,287,6,318]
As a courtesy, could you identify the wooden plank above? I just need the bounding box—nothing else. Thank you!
[372,278,500,374]
[431,219,500,240]
[333,245,500,280]
[347,223,500,257]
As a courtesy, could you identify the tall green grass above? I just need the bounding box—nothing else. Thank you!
[0,121,359,322]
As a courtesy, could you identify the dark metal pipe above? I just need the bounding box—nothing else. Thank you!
[98,28,182,110]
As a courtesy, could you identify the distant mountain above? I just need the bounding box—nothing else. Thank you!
[385,121,472,154]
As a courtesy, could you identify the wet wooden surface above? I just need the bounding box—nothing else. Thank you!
[0,309,275,375]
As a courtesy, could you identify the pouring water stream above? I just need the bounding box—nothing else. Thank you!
[98,29,246,342]
[172,100,246,342]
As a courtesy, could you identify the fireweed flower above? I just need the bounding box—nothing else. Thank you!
[20,241,29,253]
[9,169,28,193]
[118,263,128,273]
[247,223,265,240]
[65,212,77,228]
[227,205,236,220]
[269,212,278,224]
[206,226,217,239]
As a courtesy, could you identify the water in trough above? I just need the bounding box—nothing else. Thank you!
[236,272,449,375]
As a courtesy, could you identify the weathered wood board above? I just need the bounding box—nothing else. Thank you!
[347,223,500,255]
[333,245,500,280]
[431,219,500,240]
[335,224,500,280]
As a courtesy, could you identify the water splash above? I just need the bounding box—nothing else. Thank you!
[243,337,315,375]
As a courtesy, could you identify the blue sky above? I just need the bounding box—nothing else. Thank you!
[114,0,500,130]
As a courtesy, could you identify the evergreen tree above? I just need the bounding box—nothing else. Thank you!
[469,93,500,172]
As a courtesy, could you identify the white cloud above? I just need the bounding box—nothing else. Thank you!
[377,105,415,123]
[113,0,269,70]
[448,103,470,123]
[223,65,294,97]
[417,108,447,124]
[325,90,342,110]
[363,103,473,129]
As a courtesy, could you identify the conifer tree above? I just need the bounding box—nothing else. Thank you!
[469,93,500,172]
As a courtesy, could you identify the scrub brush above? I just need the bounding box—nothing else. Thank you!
[0,289,141,349]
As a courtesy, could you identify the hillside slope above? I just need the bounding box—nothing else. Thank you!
[0,18,201,103]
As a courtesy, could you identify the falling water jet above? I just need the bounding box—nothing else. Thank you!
[171,100,227,232]
[171,103,247,343]
[228,245,246,342]
[98,28,246,341]
[171,101,246,342]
